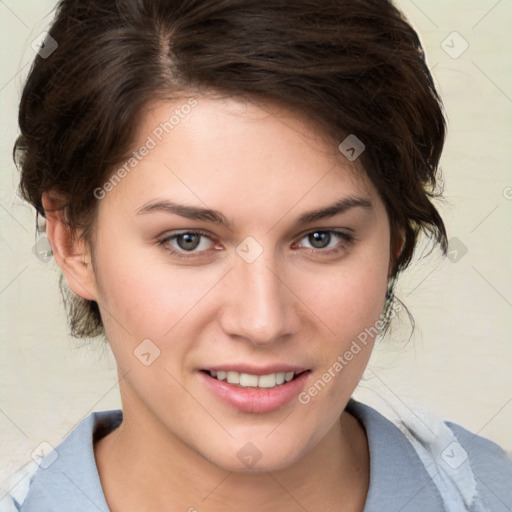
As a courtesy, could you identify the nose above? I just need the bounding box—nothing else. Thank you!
[219,253,301,346]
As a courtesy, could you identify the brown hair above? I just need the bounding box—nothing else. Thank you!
[15,0,448,339]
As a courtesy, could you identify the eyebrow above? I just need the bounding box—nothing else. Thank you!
[135,195,372,228]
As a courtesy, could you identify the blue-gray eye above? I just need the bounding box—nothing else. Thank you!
[300,230,350,250]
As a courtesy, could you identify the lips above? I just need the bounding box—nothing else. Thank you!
[199,365,311,413]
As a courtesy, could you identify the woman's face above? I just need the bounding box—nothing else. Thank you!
[84,95,392,471]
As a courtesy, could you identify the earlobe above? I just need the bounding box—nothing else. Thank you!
[41,191,98,301]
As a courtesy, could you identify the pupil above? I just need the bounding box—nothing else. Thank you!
[177,233,200,251]
[309,231,330,249]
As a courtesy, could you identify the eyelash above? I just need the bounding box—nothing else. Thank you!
[158,229,355,260]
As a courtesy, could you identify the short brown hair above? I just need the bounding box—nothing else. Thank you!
[15,0,448,339]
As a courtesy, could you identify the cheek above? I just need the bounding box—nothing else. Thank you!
[295,239,389,391]
[91,234,225,359]
[99,269,220,338]
[301,252,389,340]
[294,266,387,426]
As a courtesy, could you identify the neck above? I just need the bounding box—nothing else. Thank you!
[95,391,369,512]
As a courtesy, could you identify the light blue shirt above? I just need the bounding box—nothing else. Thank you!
[2,399,511,511]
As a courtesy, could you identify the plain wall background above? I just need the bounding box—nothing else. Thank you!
[1,0,511,484]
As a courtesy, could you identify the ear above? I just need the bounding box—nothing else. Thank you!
[388,228,405,278]
[41,190,98,301]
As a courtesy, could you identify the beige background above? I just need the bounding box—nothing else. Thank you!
[1,0,511,484]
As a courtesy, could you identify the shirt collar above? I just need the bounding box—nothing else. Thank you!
[21,400,445,511]
[346,399,446,511]
[21,410,120,512]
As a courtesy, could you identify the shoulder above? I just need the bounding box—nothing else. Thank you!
[445,420,512,510]
[347,398,512,511]
[0,461,39,512]
[0,410,122,512]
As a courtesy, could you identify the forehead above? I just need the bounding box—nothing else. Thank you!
[99,94,378,221]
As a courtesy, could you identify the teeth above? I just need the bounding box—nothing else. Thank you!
[257,374,277,388]
[226,371,240,384]
[239,373,259,387]
[209,370,297,388]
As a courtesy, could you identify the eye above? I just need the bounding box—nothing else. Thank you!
[295,230,354,253]
[158,228,354,260]
[158,230,217,258]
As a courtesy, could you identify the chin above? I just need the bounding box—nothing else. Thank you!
[198,433,314,474]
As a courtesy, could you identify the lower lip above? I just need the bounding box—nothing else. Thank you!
[200,371,310,413]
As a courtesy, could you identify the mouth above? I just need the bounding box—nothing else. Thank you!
[199,366,311,413]
[202,369,307,389]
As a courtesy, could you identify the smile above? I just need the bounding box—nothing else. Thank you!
[200,368,311,413]
[208,370,296,389]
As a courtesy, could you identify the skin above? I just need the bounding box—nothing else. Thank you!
[43,94,400,512]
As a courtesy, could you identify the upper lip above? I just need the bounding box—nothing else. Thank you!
[201,364,310,376]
